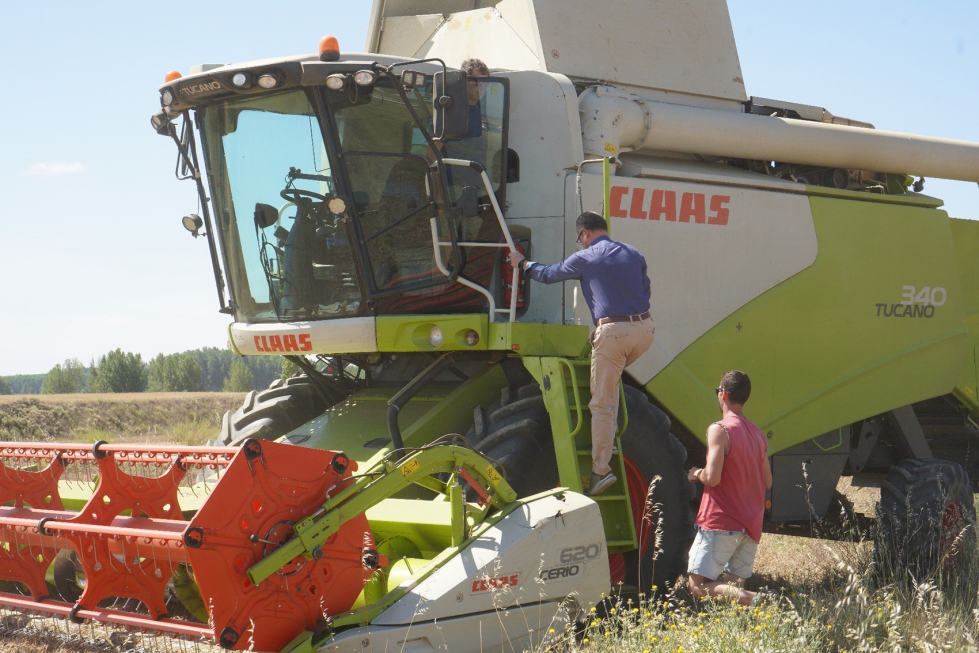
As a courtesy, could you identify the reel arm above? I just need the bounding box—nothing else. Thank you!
[248,445,516,585]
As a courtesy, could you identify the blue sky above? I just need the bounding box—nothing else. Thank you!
[0,1,976,376]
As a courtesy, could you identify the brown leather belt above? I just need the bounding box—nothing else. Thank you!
[596,311,651,327]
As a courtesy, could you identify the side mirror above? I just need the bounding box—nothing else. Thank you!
[456,185,480,218]
[433,70,469,140]
[254,203,278,229]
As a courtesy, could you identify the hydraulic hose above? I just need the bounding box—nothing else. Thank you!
[387,354,455,455]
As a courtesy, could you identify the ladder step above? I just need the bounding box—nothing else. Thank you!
[606,539,635,548]
[590,494,627,501]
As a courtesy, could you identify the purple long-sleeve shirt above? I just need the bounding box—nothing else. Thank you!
[523,235,651,323]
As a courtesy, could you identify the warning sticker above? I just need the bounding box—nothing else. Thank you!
[401,459,420,477]
[484,465,502,484]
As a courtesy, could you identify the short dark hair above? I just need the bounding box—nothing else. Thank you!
[461,58,489,76]
[576,211,608,232]
[720,370,751,405]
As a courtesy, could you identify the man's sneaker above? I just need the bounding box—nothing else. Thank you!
[587,472,617,496]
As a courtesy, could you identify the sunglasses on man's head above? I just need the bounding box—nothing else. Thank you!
[715,387,724,395]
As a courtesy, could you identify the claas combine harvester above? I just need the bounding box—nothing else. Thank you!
[6,1,979,651]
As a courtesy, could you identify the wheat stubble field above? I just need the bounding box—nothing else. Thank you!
[0,395,974,652]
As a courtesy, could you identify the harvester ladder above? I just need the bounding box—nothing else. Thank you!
[539,357,639,554]
[431,158,520,323]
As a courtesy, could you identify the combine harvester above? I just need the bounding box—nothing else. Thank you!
[4,1,979,650]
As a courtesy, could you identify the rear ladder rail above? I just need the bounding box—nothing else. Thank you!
[430,158,520,323]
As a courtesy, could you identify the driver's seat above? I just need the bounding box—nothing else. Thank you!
[379,156,428,219]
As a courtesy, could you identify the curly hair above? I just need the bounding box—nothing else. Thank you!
[460,58,489,76]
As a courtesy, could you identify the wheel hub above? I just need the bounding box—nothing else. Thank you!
[939,500,964,570]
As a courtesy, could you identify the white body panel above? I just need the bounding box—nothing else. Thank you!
[566,171,817,382]
[318,492,608,652]
[229,317,377,356]
[318,602,571,653]
[367,0,747,109]
[501,71,582,219]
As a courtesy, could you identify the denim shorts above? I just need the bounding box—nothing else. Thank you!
[687,526,759,580]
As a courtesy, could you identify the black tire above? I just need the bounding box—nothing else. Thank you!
[619,385,697,593]
[466,380,695,594]
[218,375,343,446]
[875,458,978,602]
[466,382,560,497]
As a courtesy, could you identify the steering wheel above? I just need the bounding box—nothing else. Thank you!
[280,187,330,204]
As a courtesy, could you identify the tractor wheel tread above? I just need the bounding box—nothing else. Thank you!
[516,384,543,400]
[620,385,694,590]
[874,457,978,604]
[476,418,542,455]
[473,406,487,440]
[489,395,547,426]
[218,374,345,446]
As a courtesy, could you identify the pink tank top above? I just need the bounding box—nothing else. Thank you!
[695,413,768,542]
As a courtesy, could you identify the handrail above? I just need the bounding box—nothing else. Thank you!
[556,358,585,439]
[429,158,521,322]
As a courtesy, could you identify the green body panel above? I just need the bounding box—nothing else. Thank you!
[949,217,979,411]
[486,322,590,356]
[287,363,509,467]
[376,314,489,352]
[647,191,974,453]
[366,498,456,556]
[371,315,590,356]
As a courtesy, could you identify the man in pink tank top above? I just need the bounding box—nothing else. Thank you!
[686,370,772,605]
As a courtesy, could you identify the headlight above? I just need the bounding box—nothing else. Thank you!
[465,330,479,346]
[232,72,254,88]
[325,74,345,91]
[353,70,377,87]
[161,89,174,106]
[150,109,169,134]
[327,197,347,214]
[429,326,444,348]
[257,73,281,89]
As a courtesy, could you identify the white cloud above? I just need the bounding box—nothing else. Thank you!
[25,162,87,177]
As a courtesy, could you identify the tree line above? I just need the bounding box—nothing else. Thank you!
[0,348,286,395]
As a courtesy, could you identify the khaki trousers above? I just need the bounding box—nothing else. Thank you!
[589,318,655,475]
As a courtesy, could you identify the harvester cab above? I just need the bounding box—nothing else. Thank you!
[155,46,522,329]
[8,1,979,651]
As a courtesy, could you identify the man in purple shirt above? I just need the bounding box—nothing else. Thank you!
[509,211,655,495]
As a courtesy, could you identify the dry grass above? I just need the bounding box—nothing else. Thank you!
[0,397,958,652]
[0,612,222,652]
[0,394,244,445]
[0,393,242,406]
